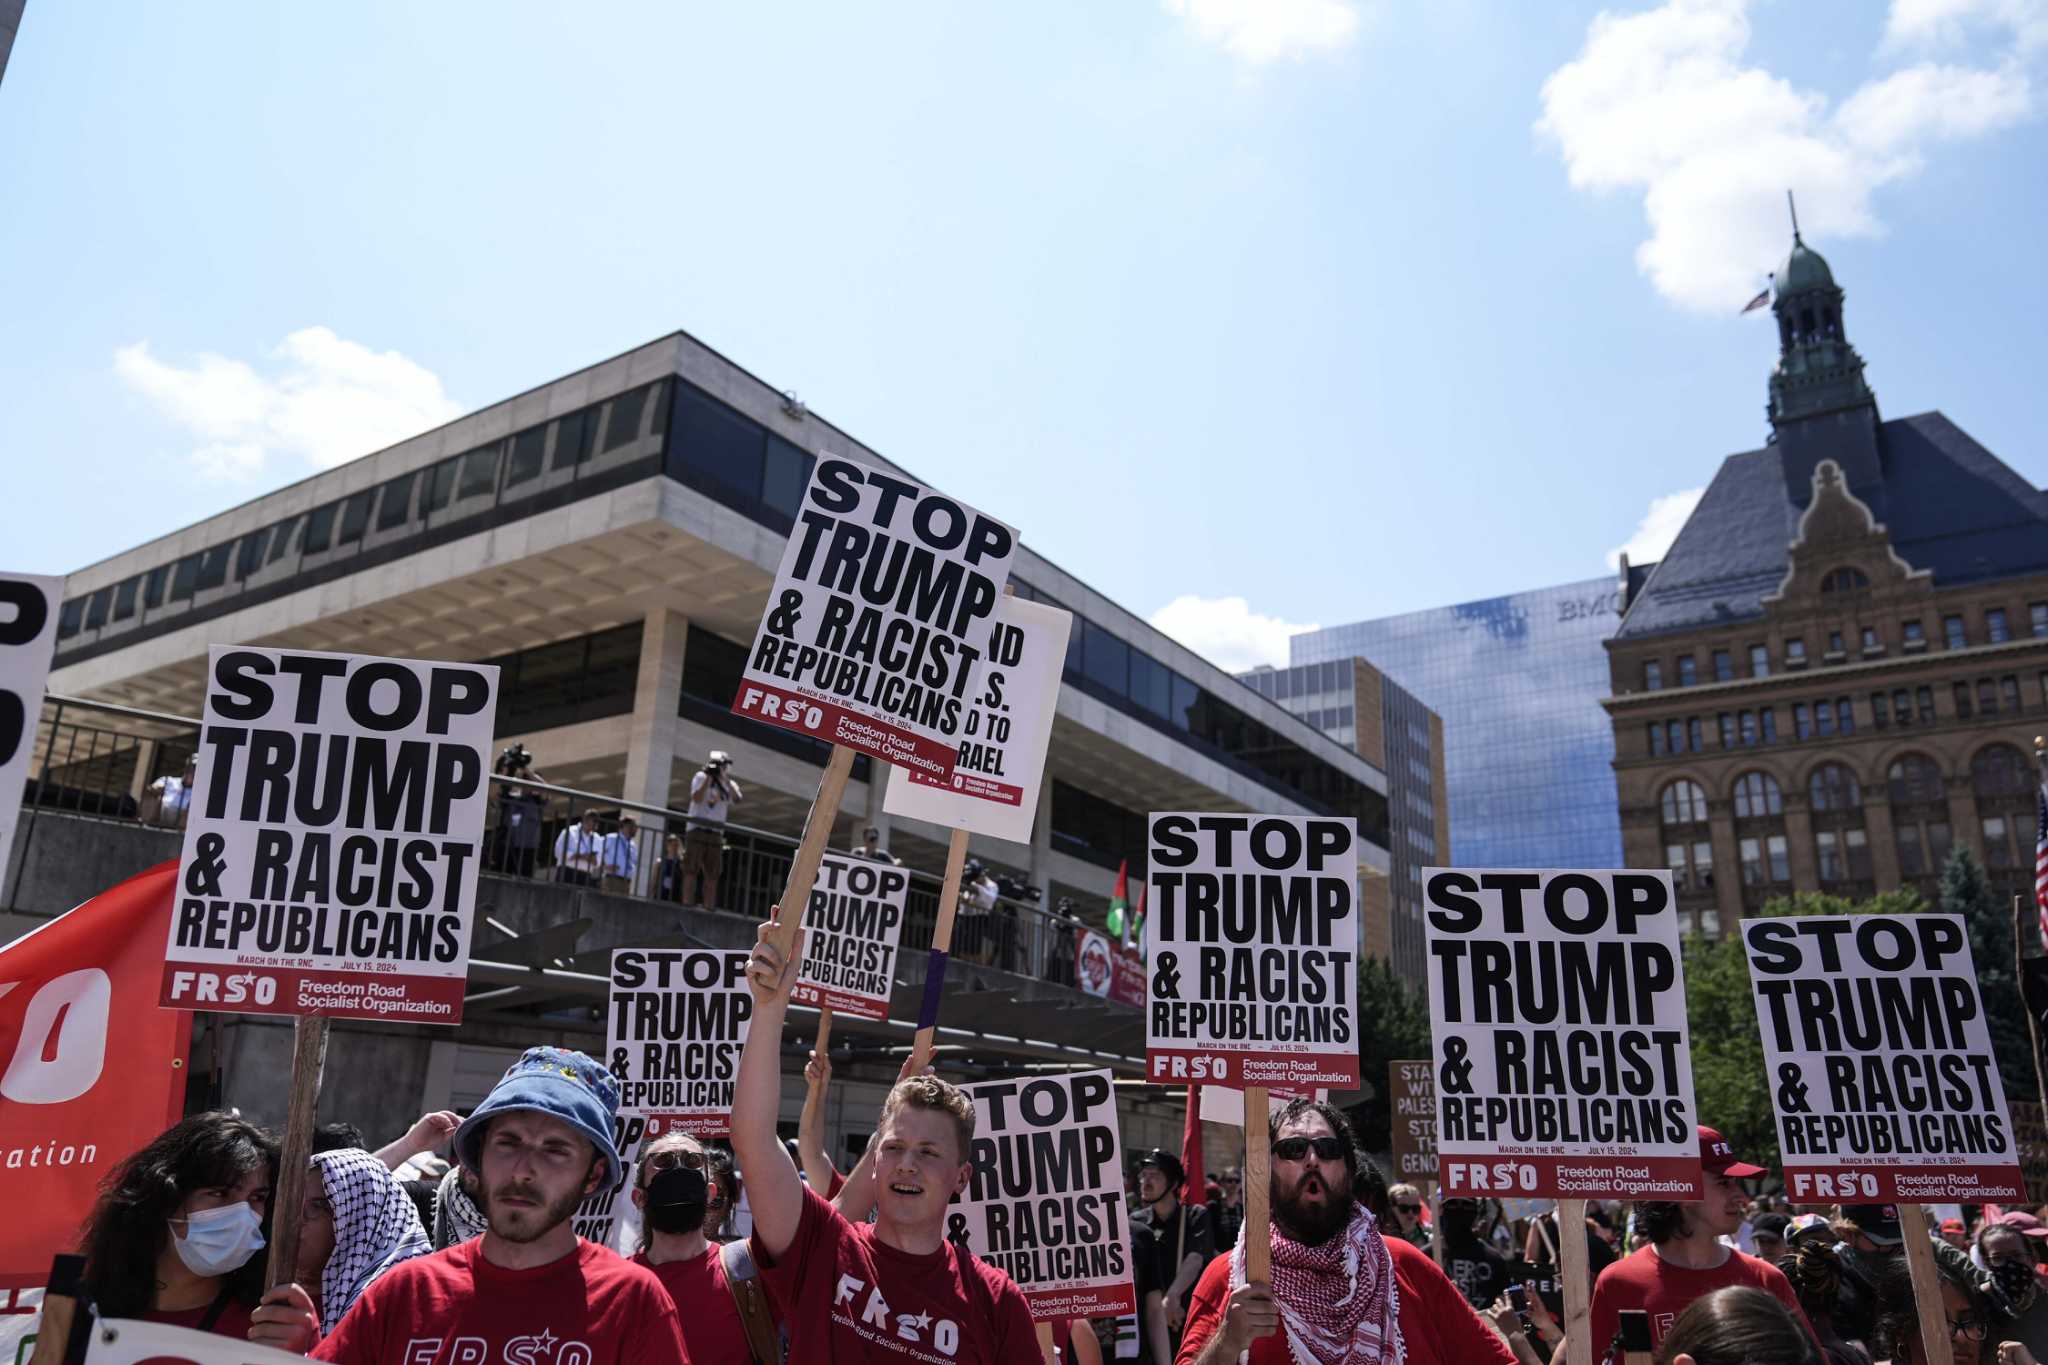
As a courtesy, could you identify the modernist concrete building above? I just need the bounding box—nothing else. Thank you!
[17,328,1392,1157]
[1605,231,2048,934]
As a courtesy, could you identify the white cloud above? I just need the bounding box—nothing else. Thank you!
[1537,0,2037,311]
[1883,0,2048,54]
[114,327,462,480]
[1148,594,1318,672]
[1607,486,1705,569]
[1162,0,1361,63]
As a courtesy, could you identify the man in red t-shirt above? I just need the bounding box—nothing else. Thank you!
[1581,1126,1815,1365]
[1176,1099,1514,1365]
[630,1129,767,1363]
[737,918,1041,1363]
[285,1047,689,1365]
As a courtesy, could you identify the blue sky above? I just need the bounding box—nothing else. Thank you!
[3,0,2043,671]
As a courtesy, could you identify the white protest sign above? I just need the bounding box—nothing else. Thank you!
[0,574,59,895]
[882,595,1071,843]
[160,647,497,1022]
[1145,814,1360,1089]
[1423,868,1701,1200]
[1743,912,2023,1203]
[606,948,753,1136]
[732,454,1018,781]
[85,1316,311,1364]
[791,852,909,1020]
[572,1117,651,1246]
[949,1068,1137,1320]
[1199,1083,1326,1125]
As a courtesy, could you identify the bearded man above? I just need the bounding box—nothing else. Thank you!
[1177,1099,1514,1365]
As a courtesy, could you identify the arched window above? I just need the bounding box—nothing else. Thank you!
[1658,780,1712,896]
[1972,744,2034,873]
[1821,567,1870,593]
[1732,772,1784,819]
[1887,754,1951,880]
[1809,763,1861,812]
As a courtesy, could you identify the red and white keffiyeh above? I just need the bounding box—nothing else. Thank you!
[1228,1203,1404,1365]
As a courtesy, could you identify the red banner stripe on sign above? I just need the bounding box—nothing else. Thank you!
[731,684,958,779]
[1782,1164,2025,1204]
[157,964,466,1021]
[1145,1048,1362,1091]
[1437,1153,1704,1202]
[1,862,192,1290]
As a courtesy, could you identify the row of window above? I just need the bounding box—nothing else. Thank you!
[1645,673,2041,757]
[1636,600,2047,692]
[1666,812,2027,896]
[1656,746,2032,826]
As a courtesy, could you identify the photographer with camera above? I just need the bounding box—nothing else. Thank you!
[491,744,547,877]
[681,750,741,911]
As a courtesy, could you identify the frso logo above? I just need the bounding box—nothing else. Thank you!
[402,1334,594,1365]
[0,968,111,1104]
[834,1273,961,1356]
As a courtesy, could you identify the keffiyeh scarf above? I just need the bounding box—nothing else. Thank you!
[316,1148,432,1334]
[432,1164,489,1249]
[1228,1203,1404,1365]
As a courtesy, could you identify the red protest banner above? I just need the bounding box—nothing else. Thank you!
[1,863,191,1289]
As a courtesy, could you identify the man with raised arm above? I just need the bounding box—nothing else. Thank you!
[735,916,1041,1362]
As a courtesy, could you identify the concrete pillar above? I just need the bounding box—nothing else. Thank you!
[1865,801,1903,887]
[1708,804,1742,934]
[623,609,689,827]
[1945,776,1981,866]
[1029,777,1054,902]
[863,761,894,857]
[1782,799,1818,890]
[127,738,157,805]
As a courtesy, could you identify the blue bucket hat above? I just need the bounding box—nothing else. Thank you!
[453,1047,624,1191]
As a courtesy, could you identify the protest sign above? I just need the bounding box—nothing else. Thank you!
[1145,814,1360,1090]
[1197,1083,1324,1125]
[1423,868,1700,1200]
[948,1069,1136,1320]
[1,864,190,1290]
[572,1117,652,1246]
[1074,928,1142,1007]
[0,573,59,894]
[790,853,908,1021]
[1390,1059,1438,1185]
[1742,912,2023,1202]
[158,647,497,1023]
[883,595,1070,843]
[84,1315,311,1365]
[732,455,1017,782]
[606,949,752,1136]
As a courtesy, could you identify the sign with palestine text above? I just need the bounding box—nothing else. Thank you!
[1424,868,1701,1200]
[948,1069,1136,1320]
[160,647,497,1023]
[1743,912,2023,1202]
[883,594,1070,843]
[0,572,60,894]
[1145,814,1360,1089]
[1390,1059,1438,1185]
[790,852,908,1020]
[606,948,752,1136]
[733,454,1018,781]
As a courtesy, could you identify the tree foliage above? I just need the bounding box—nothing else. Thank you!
[1346,954,1433,1153]
[1939,843,2039,1105]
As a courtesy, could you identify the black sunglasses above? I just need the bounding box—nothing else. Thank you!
[1271,1136,1347,1162]
[1396,1202,1422,1214]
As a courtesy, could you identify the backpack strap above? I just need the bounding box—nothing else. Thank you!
[722,1238,786,1365]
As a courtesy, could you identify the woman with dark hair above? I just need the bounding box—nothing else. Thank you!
[1871,1253,2005,1365]
[1655,1285,1821,1365]
[47,1113,278,1340]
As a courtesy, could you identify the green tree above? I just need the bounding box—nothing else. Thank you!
[1684,889,1923,1174]
[1939,844,2038,1105]
[1346,954,1433,1153]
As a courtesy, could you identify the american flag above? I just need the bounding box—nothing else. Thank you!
[2035,782,2048,951]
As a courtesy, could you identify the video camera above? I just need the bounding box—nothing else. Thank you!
[495,743,533,777]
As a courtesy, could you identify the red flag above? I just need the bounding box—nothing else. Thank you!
[1,862,191,1288]
[1181,1083,1205,1205]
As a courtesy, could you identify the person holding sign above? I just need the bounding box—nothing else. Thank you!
[304,1047,688,1365]
[734,917,1042,1363]
[1177,1099,1514,1365]
[1583,1127,1814,1365]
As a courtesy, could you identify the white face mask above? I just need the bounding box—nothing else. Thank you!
[171,1200,266,1277]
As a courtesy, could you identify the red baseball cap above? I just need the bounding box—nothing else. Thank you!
[1698,1125,1766,1178]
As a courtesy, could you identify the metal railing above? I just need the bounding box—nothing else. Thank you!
[14,695,1105,996]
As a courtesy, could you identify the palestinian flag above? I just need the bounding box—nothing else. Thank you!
[1105,860,1129,942]
[1130,883,1148,957]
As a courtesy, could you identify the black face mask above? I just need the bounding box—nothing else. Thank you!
[644,1165,708,1236]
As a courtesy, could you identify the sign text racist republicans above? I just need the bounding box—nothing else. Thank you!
[607,948,753,1136]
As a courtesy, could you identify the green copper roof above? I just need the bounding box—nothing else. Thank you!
[1777,235,1835,296]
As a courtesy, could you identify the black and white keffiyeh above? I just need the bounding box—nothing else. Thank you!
[432,1163,490,1249]
[314,1148,431,1333]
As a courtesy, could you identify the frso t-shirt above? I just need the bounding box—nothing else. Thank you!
[1587,1243,1816,1364]
[755,1183,1039,1364]
[633,1245,754,1364]
[311,1238,688,1365]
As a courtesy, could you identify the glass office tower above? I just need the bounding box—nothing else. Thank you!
[1291,576,1626,868]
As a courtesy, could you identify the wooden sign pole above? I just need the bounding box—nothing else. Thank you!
[765,744,857,964]
[908,828,969,1073]
[1898,1201,1955,1365]
[1557,1198,1593,1365]
[266,1016,331,1289]
[1034,1320,1058,1364]
[1242,1086,1271,1283]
